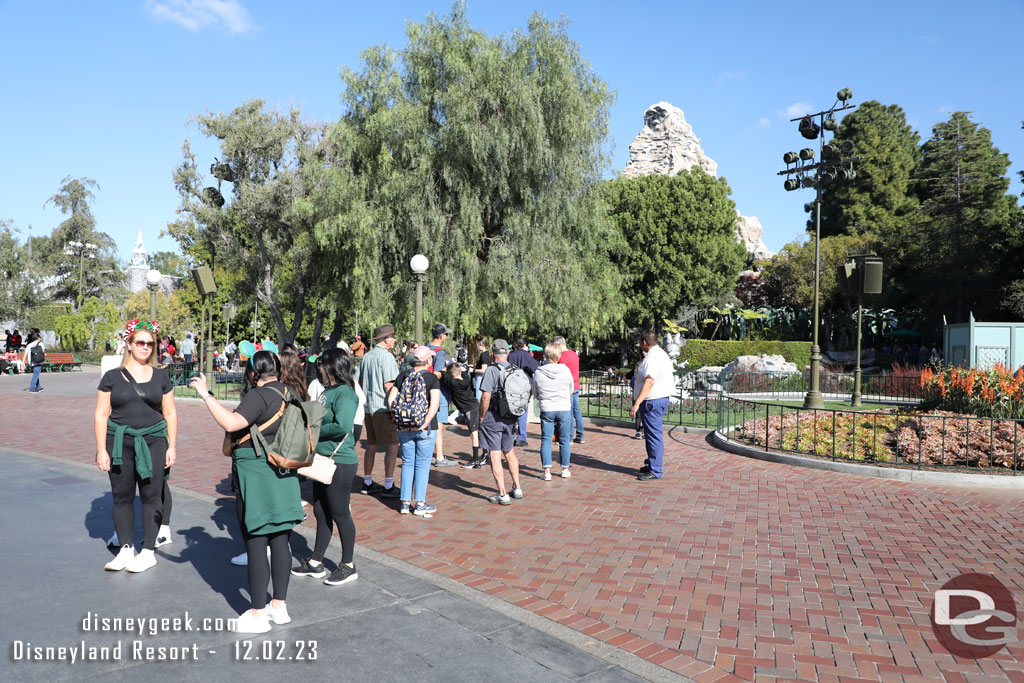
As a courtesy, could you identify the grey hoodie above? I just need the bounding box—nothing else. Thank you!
[533,363,573,413]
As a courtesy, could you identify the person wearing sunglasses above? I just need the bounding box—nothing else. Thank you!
[94,320,177,573]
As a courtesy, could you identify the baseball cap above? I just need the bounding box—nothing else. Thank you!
[432,323,452,337]
[491,338,510,354]
[412,345,435,363]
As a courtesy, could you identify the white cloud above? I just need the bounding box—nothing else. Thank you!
[715,71,747,88]
[147,0,257,35]
[779,102,814,119]
[757,117,771,128]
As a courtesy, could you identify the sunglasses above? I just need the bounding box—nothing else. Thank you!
[134,341,155,348]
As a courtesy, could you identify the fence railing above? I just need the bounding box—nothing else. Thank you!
[167,361,245,401]
[718,396,1023,473]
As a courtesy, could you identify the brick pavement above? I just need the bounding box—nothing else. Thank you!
[5,391,1024,682]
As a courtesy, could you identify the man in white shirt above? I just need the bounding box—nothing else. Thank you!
[629,330,675,480]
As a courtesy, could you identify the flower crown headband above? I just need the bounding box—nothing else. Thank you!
[126,319,160,335]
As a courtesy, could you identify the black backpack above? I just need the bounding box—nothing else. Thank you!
[30,343,45,365]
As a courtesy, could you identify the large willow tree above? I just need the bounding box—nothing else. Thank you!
[323,4,624,341]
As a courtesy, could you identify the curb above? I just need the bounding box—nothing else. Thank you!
[711,428,1024,489]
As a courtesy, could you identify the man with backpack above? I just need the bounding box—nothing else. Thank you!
[508,338,539,447]
[23,332,45,393]
[478,339,531,505]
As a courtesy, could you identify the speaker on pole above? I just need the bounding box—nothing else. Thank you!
[861,258,883,295]
[191,266,217,296]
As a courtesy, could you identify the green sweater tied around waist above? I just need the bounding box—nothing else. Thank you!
[107,419,168,480]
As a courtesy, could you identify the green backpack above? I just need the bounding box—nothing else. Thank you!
[248,386,327,470]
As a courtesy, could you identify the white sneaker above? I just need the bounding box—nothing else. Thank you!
[126,548,157,573]
[155,525,172,548]
[105,545,135,571]
[266,603,291,625]
[542,470,552,481]
[230,552,248,566]
[106,532,120,547]
[560,468,571,479]
[231,609,271,634]
[510,488,523,499]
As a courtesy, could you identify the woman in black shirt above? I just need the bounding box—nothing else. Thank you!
[191,350,303,634]
[442,362,484,468]
[94,320,177,573]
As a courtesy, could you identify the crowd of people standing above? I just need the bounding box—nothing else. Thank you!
[91,315,676,633]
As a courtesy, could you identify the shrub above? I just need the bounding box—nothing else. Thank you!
[680,340,811,370]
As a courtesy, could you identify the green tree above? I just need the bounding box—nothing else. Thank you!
[147,250,189,278]
[898,112,1024,322]
[814,101,919,241]
[54,296,121,350]
[0,220,40,324]
[603,171,746,330]
[168,102,321,345]
[329,4,623,341]
[40,176,124,308]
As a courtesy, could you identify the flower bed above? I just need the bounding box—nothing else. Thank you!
[920,364,1024,419]
[735,407,1023,471]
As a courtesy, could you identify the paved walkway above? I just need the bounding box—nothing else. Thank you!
[3,369,1024,681]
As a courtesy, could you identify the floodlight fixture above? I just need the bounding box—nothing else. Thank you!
[837,87,853,103]
[820,171,836,187]
[799,116,820,140]
[840,141,854,155]
[784,178,800,191]
[823,116,838,131]
[822,144,838,161]
[801,176,815,188]
[799,148,815,160]
[783,151,800,164]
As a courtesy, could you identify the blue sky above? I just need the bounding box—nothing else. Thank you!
[1,0,1022,263]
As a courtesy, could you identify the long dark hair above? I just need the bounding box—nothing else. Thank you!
[278,343,309,401]
[243,350,281,395]
[319,347,355,390]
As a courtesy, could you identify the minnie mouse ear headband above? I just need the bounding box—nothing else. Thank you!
[239,340,279,367]
[126,319,160,335]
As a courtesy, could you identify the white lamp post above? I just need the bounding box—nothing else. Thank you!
[410,254,429,343]
[146,269,163,320]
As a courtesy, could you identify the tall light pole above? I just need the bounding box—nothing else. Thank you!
[410,254,429,343]
[778,87,858,409]
[146,269,162,320]
[64,240,98,310]
[222,303,236,348]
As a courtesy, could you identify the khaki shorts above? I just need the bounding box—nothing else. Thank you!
[364,411,398,446]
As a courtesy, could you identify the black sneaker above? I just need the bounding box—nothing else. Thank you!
[474,456,489,469]
[360,481,384,495]
[324,564,358,585]
[379,485,401,499]
[291,558,327,578]
[461,457,481,469]
[632,431,644,440]
[572,437,584,444]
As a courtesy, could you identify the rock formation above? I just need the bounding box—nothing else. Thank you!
[734,213,773,261]
[623,101,774,260]
[624,102,717,178]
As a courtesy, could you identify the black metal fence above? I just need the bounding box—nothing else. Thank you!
[718,396,1023,473]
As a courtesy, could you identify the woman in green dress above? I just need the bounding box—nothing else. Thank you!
[191,350,303,634]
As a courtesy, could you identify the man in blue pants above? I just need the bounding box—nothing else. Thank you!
[508,338,539,447]
[629,330,675,480]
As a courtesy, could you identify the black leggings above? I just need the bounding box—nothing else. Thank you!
[159,474,172,526]
[312,461,358,565]
[107,434,167,551]
[235,490,291,610]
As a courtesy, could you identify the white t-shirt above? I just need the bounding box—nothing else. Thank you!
[633,344,675,401]
[24,339,44,366]
[309,378,367,426]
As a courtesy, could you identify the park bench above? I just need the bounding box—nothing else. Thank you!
[43,352,83,372]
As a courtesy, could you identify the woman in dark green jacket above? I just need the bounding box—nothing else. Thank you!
[291,347,361,586]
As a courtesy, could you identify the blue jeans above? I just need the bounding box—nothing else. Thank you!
[398,429,437,502]
[540,410,572,468]
[29,364,42,391]
[474,374,483,401]
[570,390,583,439]
[517,410,528,443]
[640,398,669,478]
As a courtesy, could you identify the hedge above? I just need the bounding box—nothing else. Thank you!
[29,302,73,332]
[679,340,811,370]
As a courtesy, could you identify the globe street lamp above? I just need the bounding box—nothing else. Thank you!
[778,88,859,409]
[410,254,429,343]
[146,269,163,320]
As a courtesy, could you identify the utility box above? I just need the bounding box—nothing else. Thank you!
[944,313,1024,370]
